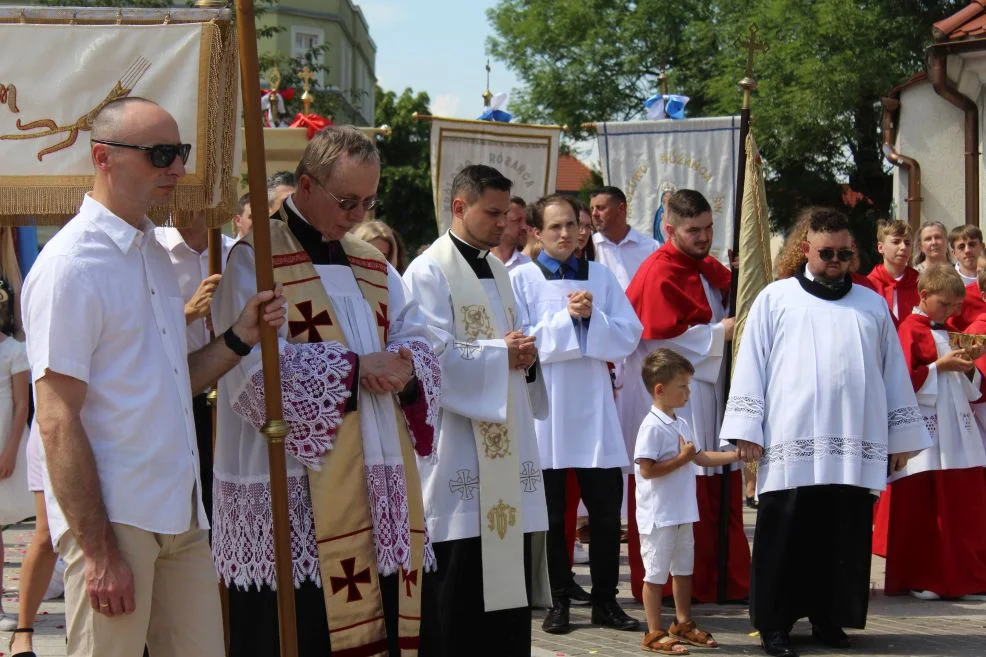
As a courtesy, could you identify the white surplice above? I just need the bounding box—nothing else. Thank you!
[898,323,986,481]
[509,261,642,470]
[719,277,932,495]
[620,275,737,476]
[402,254,549,544]
[211,243,441,590]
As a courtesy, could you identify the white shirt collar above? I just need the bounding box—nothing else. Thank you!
[593,226,641,248]
[649,406,676,425]
[80,194,152,254]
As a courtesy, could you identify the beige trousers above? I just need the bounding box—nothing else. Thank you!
[60,522,224,657]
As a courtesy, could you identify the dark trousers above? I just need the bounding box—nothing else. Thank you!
[227,576,400,657]
[543,467,623,602]
[751,484,873,631]
[192,393,214,523]
[420,535,533,657]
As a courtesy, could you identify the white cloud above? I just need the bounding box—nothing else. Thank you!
[431,94,462,118]
[358,3,408,26]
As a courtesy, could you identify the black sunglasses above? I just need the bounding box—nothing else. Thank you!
[817,247,855,263]
[91,140,191,168]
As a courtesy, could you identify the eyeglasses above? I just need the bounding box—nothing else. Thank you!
[312,178,377,212]
[91,140,191,168]
[816,247,855,263]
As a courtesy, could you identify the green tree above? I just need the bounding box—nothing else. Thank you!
[488,0,963,236]
[373,85,436,254]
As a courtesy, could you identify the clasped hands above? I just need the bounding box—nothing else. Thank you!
[506,330,536,371]
[567,290,592,319]
[361,347,415,394]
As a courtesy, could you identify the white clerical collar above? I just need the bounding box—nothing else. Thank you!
[649,406,676,425]
[449,229,490,259]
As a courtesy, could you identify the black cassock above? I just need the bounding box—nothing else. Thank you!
[750,484,874,631]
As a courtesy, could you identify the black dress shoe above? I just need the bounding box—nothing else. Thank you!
[760,629,799,657]
[590,599,640,631]
[812,624,850,649]
[565,578,591,606]
[542,600,571,634]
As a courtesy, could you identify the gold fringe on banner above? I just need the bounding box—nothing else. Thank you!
[0,11,239,227]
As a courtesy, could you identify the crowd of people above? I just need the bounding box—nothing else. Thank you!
[0,98,984,657]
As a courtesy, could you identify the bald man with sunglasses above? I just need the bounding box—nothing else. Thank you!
[21,97,287,657]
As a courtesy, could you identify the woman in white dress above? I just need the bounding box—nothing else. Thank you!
[0,278,34,634]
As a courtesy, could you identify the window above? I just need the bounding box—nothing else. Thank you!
[339,40,353,94]
[291,26,325,86]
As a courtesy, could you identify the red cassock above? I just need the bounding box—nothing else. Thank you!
[866,265,919,324]
[624,243,751,603]
[872,313,986,597]
[947,282,986,331]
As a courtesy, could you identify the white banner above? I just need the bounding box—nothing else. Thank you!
[597,117,740,264]
[0,14,239,224]
[430,118,561,233]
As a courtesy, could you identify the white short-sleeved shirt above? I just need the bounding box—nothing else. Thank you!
[153,228,235,353]
[633,407,701,532]
[592,228,658,290]
[22,195,207,546]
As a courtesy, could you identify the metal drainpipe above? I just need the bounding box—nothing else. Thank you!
[929,48,979,227]
[881,95,922,231]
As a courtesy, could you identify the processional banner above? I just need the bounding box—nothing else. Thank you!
[596,117,740,264]
[429,118,561,233]
[0,7,241,227]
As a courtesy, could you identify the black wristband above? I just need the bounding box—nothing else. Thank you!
[223,327,252,357]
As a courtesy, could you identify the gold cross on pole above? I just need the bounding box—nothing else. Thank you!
[482,58,493,107]
[299,66,316,115]
[738,24,768,80]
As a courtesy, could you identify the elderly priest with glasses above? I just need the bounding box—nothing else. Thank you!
[211,125,442,657]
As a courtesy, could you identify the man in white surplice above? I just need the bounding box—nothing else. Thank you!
[719,208,931,657]
[510,194,643,635]
[211,127,442,656]
[403,164,549,657]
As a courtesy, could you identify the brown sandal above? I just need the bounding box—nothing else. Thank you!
[642,630,690,654]
[669,619,719,648]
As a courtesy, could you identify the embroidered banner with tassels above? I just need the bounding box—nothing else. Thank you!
[0,7,240,228]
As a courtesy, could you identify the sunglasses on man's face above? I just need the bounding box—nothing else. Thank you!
[816,247,855,263]
[91,140,192,168]
[312,178,378,212]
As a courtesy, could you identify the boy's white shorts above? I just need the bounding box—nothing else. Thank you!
[640,523,694,585]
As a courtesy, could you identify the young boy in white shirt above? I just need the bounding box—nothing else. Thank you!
[635,348,740,654]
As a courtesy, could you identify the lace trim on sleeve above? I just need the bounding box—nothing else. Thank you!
[762,437,886,465]
[231,341,356,470]
[388,337,442,456]
[724,395,765,420]
[888,405,924,429]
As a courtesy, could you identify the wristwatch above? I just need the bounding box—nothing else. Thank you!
[223,327,252,357]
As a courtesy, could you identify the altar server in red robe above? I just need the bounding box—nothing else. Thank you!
[868,219,919,324]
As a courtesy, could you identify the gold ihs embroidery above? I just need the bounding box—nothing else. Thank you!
[461,304,494,340]
[486,499,517,540]
[480,422,510,459]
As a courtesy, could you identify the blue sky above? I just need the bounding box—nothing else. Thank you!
[360,0,522,120]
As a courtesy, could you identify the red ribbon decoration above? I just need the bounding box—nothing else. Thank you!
[289,113,334,139]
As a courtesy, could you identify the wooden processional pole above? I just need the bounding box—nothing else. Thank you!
[233,1,298,655]
[718,23,767,605]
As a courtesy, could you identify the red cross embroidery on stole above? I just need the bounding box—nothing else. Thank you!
[400,567,418,597]
[289,300,332,342]
[329,557,372,603]
[376,302,389,342]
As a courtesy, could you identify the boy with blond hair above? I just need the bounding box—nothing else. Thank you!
[874,264,986,600]
[867,219,919,323]
[634,348,739,655]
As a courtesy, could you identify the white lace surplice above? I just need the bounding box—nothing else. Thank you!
[719,278,931,495]
[212,245,440,590]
